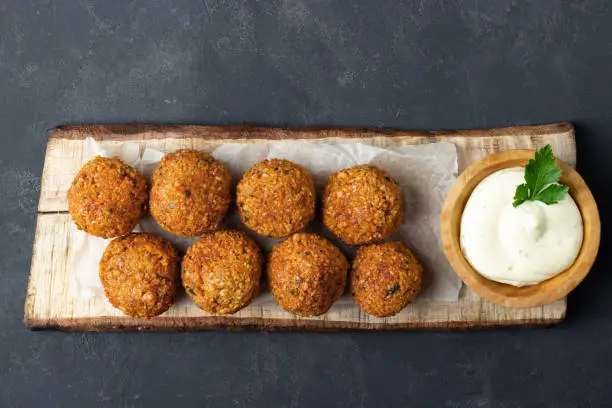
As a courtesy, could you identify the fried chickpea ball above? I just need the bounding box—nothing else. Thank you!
[267,233,348,317]
[67,156,148,238]
[181,230,263,315]
[323,165,403,245]
[99,233,180,318]
[236,159,316,238]
[150,150,231,237]
[351,242,422,317]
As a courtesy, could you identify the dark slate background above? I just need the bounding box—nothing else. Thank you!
[1,1,610,407]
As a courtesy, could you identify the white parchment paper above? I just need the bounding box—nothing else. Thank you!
[70,138,461,304]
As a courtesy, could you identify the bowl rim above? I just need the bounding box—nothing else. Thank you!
[440,149,601,308]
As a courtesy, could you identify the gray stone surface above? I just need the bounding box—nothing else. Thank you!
[1,0,611,406]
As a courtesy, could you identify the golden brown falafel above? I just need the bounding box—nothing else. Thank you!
[323,165,402,245]
[181,230,263,315]
[150,149,231,237]
[351,241,422,317]
[267,233,348,317]
[99,233,180,318]
[67,156,148,238]
[236,159,316,238]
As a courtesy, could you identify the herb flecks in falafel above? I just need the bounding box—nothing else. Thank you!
[100,233,180,318]
[268,233,348,317]
[323,165,403,246]
[182,230,263,315]
[67,156,148,238]
[351,242,422,318]
[237,159,316,238]
[150,150,231,237]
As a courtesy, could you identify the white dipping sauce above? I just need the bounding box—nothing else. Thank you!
[460,167,583,286]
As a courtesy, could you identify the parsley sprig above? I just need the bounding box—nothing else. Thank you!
[513,145,569,208]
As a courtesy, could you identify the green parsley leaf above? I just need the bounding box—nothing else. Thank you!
[512,183,529,208]
[513,144,568,207]
[385,282,400,298]
[534,183,569,205]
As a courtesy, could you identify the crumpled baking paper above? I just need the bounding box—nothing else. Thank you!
[70,137,461,305]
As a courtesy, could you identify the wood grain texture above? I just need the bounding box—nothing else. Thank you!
[26,123,576,331]
[441,150,600,308]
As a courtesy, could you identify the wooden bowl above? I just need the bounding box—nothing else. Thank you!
[441,150,600,308]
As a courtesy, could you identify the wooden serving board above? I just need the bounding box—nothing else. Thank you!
[25,122,576,331]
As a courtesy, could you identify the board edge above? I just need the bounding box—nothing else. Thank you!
[24,314,565,332]
[24,214,45,325]
[47,122,574,141]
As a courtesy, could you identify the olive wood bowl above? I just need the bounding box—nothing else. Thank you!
[441,150,600,308]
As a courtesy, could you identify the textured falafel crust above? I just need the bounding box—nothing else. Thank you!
[351,242,422,317]
[150,149,231,237]
[267,233,348,317]
[99,233,180,318]
[323,165,403,245]
[236,159,316,238]
[182,230,263,315]
[67,156,148,238]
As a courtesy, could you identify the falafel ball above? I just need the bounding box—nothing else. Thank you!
[236,159,316,238]
[351,242,422,317]
[99,233,180,318]
[267,233,348,317]
[323,165,402,245]
[150,149,231,237]
[182,230,263,315]
[67,156,148,238]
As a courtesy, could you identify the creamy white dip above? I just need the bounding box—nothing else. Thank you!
[460,167,583,286]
